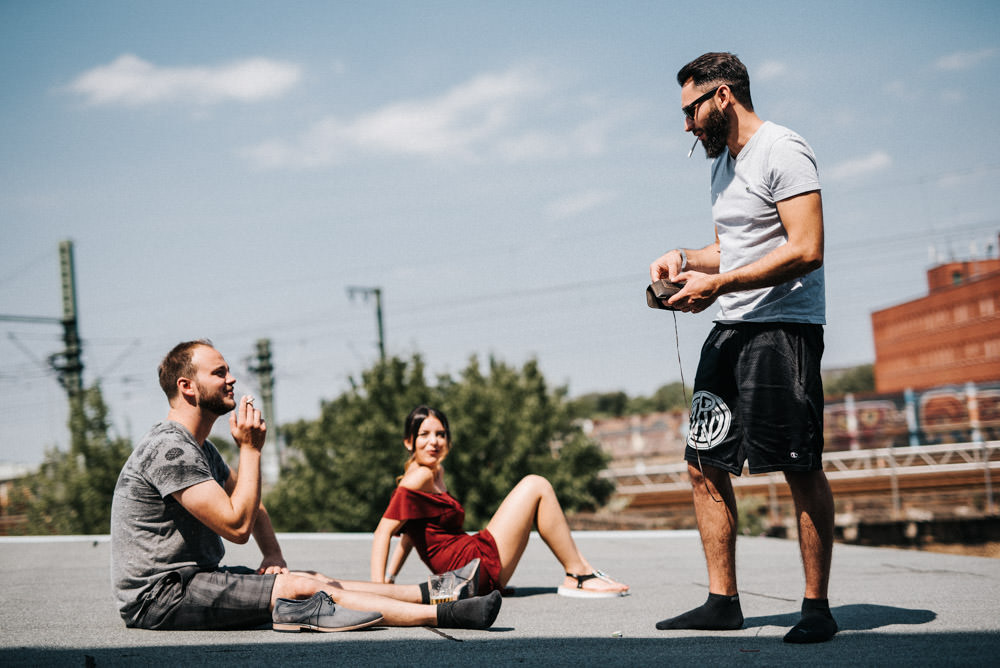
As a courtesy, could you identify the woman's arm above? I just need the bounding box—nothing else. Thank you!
[384,534,414,583]
[371,515,405,582]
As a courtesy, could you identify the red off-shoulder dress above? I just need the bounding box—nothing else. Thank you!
[383,486,503,594]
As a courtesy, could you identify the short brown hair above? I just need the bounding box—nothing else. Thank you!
[158,339,213,399]
[677,52,754,111]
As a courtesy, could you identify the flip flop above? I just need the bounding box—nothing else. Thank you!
[557,570,629,599]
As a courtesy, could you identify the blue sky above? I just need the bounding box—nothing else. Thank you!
[2,1,998,467]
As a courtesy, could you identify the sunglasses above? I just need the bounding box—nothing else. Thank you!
[682,86,722,120]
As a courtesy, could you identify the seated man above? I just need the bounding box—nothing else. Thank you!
[110,339,499,632]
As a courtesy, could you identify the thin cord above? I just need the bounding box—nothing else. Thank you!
[673,311,722,504]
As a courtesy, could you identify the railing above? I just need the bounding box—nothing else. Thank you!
[602,440,1000,512]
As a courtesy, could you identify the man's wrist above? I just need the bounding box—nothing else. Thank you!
[676,248,688,272]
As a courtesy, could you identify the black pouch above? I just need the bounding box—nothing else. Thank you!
[645,279,683,310]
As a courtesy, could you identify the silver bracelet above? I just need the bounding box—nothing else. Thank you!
[676,248,688,272]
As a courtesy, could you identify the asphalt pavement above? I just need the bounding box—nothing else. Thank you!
[2,531,998,666]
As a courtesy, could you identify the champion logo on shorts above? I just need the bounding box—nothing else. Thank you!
[687,390,732,450]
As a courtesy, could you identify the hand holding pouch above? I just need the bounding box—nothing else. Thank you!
[645,279,683,310]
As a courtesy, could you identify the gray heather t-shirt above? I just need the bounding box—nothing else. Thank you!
[710,121,825,324]
[110,421,230,625]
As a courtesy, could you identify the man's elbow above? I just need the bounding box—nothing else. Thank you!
[228,530,253,545]
[219,517,257,544]
[794,244,823,273]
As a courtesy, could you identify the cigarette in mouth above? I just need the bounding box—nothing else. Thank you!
[687,137,699,158]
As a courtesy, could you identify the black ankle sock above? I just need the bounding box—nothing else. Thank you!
[436,590,502,629]
[655,593,743,630]
[419,582,430,604]
[783,597,838,644]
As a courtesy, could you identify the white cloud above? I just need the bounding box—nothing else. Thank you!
[934,47,997,71]
[825,150,892,182]
[243,67,631,169]
[245,68,548,167]
[755,60,788,82]
[544,189,618,220]
[66,54,301,107]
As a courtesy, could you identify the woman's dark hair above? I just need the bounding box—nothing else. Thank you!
[676,52,754,111]
[403,405,451,450]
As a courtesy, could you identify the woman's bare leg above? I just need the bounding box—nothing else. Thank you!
[284,570,422,602]
[271,573,501,628]
[271,573,433,625]
[484,475,627,593]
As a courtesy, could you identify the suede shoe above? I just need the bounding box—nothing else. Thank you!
[272,591,383,632]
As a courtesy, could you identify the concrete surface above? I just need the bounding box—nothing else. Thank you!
[2,531,998,666]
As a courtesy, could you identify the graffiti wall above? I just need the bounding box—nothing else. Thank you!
[824,381,1000,450]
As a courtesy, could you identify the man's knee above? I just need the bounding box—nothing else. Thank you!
[272,573,334,602]
[784,469,832,496]
[688,462,728,488]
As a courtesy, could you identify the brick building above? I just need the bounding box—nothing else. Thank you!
[871,251,1000,393]
[581,411,688,466]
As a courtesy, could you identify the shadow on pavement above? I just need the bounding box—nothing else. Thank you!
[6,629,995,668]
[744,603,937,631]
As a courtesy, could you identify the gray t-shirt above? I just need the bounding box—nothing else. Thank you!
[710,120,825,324]
[110,420,230,625]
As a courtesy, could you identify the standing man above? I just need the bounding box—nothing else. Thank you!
[650,53,836,643]
[110,339,499,632]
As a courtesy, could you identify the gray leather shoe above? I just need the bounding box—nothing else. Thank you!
[272,591,383,632]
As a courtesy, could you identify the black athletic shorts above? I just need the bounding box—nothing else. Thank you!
[685,322,825,475]
[135,565,276,631]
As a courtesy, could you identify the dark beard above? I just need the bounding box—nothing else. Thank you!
[701,106,729,159]
[197,384,235,417]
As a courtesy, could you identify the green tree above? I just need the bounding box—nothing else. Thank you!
[568,383,690,419]
[627,382,690,414]
[824,364,875,397]
[566,391,630,418]
[265,355,614,532]
[438,357,614,527]
[266,356,432,532]
[13,383,132,535]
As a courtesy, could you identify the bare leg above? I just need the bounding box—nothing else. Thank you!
[784,470,834,599]
[689,462,738,596]
[287,570,423,602]
[271,573,500,629]
[272,573,434,625]
[782,469,838,643]
[655,462,743,631]
[485,475,627,593]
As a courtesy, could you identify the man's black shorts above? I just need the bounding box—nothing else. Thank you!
[685,322,825,475]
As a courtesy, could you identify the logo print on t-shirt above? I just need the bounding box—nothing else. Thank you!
[687,391,732,450]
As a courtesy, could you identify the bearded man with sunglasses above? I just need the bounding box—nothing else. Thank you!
[649,52,837,644]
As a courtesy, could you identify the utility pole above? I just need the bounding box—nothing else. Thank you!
[54,240,84,402]
[347,286,385,361]
[0,239,86,454]
[0,240,84,402]
[249,338,281,485]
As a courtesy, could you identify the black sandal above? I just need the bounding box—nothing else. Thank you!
[557,570,628,598]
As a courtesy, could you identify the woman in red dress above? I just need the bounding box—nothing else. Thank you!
[370,405,629,598]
